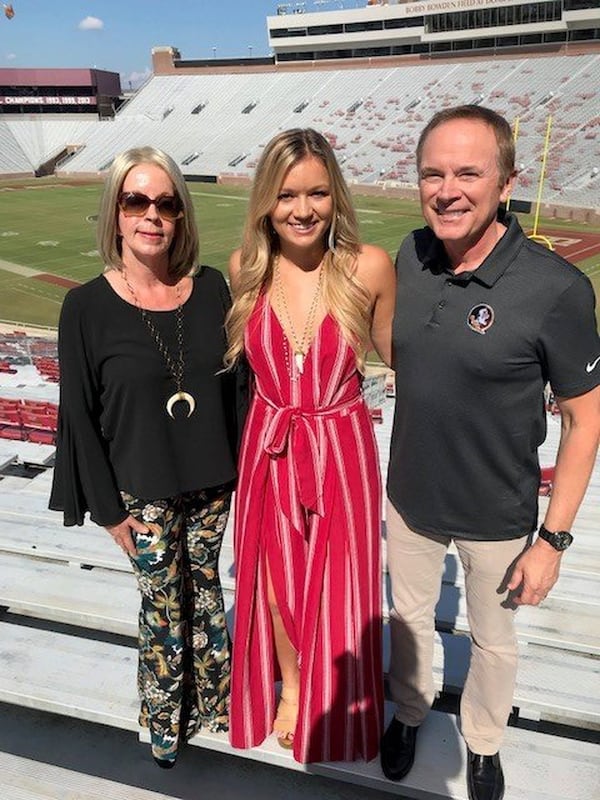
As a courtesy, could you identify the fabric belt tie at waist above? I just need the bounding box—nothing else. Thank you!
[259,393,363,523]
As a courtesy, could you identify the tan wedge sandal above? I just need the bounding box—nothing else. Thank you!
[273,687,299,750]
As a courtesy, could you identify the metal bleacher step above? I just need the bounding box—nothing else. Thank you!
[0,552,598,730]
[1,516,599,654]
[189,715,600,800]
[0,751,179,800]
[1,505,599,589]
[0,623,597,800]
[0,555,139,636]
[0,623,139,731]
[0,441,55,470]
[1,489,599,576]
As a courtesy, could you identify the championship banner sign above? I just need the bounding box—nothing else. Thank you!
[0,95,96,105]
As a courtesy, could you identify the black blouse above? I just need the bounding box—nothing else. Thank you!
[49,267,244,527]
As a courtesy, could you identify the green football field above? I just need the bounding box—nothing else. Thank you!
[0,177,599,329]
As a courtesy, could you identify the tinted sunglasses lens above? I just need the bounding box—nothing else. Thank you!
[155,196,182,220]
[118,193,182,220]
[119,192,149,215]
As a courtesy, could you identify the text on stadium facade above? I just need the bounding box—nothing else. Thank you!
[0,95,96,105]
[405,0,525,14]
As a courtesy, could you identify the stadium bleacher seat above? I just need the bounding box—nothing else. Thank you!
[539,466,556,497]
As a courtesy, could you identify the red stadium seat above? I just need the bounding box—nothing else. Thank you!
[370,407,383,424]
[26,430,56,445]
[539,466,556,496]
[0,410,20,425]
[0,426,23,441]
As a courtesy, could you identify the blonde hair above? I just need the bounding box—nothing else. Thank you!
[225,128,371,371]
[97,146,199,279]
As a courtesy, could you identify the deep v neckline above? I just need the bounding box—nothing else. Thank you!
[267,298,330,365]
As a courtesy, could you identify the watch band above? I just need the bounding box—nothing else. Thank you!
[538,524,573,551]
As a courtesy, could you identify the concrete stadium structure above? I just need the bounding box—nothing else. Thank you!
[267,0,600,62]
[0,2,599,215]
[0,66,121,177]
[69,47,600,216]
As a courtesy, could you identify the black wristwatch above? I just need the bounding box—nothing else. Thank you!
[538,524,573,551]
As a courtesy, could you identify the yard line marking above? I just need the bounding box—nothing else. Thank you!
[0,259,81,288]
[0,260,41,278]
[568,243,600,261]
[10,286,64,305]
[191,192,247,201]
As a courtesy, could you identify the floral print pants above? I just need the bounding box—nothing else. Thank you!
[121,485,232,762]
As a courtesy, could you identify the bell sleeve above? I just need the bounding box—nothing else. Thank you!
[48,288,127,527]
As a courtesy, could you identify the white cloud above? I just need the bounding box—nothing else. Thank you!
[122,67,152,90]
[5,53,16,61]
[78,16,104,31]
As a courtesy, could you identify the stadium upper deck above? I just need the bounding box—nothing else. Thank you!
[268,0,600,62]
[1,3,600,214]
[0,68,122,117]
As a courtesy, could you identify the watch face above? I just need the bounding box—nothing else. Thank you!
[553,532,573,550]
[540,527,573,550]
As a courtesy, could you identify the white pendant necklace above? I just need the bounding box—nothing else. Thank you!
[122,272,195,418]
[274,255,324,375]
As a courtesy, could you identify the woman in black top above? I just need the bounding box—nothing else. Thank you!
[49,146,242,768]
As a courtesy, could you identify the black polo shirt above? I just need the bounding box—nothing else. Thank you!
[387,214,600,540]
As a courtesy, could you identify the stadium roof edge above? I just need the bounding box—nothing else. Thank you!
[151,39,600,77]
[0,67,120,88]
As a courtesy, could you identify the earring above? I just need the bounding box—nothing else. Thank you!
[328,218,337,252]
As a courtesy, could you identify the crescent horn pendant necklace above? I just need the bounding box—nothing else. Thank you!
[274,254,324,375]
[122,271,195,418]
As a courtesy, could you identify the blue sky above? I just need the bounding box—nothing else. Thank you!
[0,1,302,88]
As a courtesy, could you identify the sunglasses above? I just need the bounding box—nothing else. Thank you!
[117,191,184,221]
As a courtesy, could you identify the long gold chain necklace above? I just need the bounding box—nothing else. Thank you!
[121,272,195,418]
[274,255,324,375]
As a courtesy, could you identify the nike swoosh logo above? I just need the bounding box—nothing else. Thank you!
[586,355,600,373]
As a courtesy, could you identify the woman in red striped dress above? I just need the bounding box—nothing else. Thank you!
[225,129,396,763]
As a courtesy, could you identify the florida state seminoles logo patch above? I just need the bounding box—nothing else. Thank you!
[467,304,495,335]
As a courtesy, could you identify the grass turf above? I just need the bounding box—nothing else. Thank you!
[0,178,598,328]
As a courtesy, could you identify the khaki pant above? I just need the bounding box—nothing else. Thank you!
[386,500,530,755]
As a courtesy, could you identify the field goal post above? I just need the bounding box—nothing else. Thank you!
[509,114,555,251]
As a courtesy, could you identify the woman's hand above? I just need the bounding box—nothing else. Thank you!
[105,514,149,556]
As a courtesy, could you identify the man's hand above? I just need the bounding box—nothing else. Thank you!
[105,514,149,557]
[506,538,563,606]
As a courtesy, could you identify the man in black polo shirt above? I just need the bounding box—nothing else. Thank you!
[380,105,600,800]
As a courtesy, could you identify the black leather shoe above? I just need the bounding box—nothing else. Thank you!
[153,755,176,769]
[467,750,504,800]
[380,718,419,782]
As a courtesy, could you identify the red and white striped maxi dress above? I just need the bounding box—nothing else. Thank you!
[229,294,384,763]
